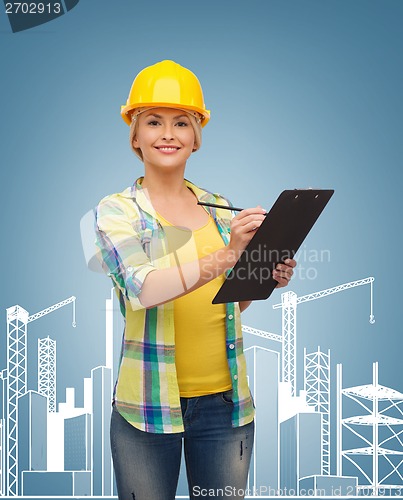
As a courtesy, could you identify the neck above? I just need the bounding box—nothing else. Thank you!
[141,167,189,199]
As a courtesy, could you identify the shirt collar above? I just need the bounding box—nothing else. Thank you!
[123,177,218,219]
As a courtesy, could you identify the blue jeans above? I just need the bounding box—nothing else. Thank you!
[110,390,254,500]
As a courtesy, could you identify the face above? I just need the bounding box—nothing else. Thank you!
[132,108,196,170]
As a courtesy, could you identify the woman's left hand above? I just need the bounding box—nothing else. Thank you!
[273,258,297,288]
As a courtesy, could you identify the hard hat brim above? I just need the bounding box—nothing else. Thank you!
[121,103,210,127]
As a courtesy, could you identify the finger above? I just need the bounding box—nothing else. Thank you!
[275,264,294,278]
[283,258,297,268]
[244,219,264,232]
[274,275,290,288]
[273,269,292,284]
[235,207,266,220]
[237,213,266,227]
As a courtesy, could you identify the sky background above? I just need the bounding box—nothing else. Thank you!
[1,0,402,480]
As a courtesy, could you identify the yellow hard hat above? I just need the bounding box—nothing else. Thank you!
[121,60,210,127]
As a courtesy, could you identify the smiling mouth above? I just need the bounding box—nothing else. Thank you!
[155,146,180,152]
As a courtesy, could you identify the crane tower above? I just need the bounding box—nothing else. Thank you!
[38,336,57,413]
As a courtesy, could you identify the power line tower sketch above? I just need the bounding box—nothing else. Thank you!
[5,297,76,496]
[337,362,403,494]
[304,347,331,475]
[272,277,375,397]
[38,337,57,413]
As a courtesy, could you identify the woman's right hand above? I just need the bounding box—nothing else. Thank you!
[226,206,266,261]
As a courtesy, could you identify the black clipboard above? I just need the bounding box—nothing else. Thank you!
[212,189,334,304]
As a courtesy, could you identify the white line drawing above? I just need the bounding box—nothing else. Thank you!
[280,411,322,494]
[0,369,6,496]
[91,366,113,496]
[64,413,91,471]
[0,276,390,497]
[38,337,57,413]
[304,347,331,475]
[246,278,374,482]
[5,297,76,496]
[272,277,375,398]
[245,345,280,493]
[337,362,403,495]
[18,390,47,492]
[0,418,4,496]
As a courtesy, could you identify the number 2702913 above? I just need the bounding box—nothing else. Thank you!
[5,3,62,14]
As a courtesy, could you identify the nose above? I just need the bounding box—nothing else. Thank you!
[161,123,175,141]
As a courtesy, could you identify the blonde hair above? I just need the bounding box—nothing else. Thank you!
[129,108,202,161]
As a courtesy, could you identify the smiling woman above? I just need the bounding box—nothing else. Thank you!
[94,59,295,500]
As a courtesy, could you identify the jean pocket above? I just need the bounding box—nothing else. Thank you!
[220,389,234,405]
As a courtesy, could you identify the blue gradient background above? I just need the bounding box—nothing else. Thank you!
[1,0,402,480]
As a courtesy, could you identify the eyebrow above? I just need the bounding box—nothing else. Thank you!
[146,113,189,120]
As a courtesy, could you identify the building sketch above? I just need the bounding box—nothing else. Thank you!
[299,474,358,496]
[5,297,76,496]
[91,366,113,496]
[1,276,397,498]
[21,470,91,496]
[245,346,280,492]
[280,411,322,493]
[64,413,91,471]
[17,391,47,493]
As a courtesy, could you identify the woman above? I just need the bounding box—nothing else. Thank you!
[95,60,296,500]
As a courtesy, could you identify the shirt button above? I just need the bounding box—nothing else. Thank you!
[228,314,234,320]
[229,344,235,350]
[127,266,133,273]
[233,375,238,380]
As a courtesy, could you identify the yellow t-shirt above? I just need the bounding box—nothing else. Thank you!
[157,212,232,397]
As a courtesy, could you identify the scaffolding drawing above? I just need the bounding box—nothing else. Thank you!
[5,297,76,496]
[38,337,57,413]
[337,362,403,494]
[304,347,330,475]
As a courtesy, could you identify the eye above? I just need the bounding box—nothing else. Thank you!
[147,120,160,126]
[175,121,189,127]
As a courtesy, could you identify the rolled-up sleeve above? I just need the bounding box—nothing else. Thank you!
[95,196,157,311]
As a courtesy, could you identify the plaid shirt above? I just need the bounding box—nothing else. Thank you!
[95,177,255,433]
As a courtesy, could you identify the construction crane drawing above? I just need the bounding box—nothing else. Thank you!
[243,276,375,476]
[5,296,76,496]
[272,277,375,399]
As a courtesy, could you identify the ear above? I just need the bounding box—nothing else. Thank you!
[132,136,139,148]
